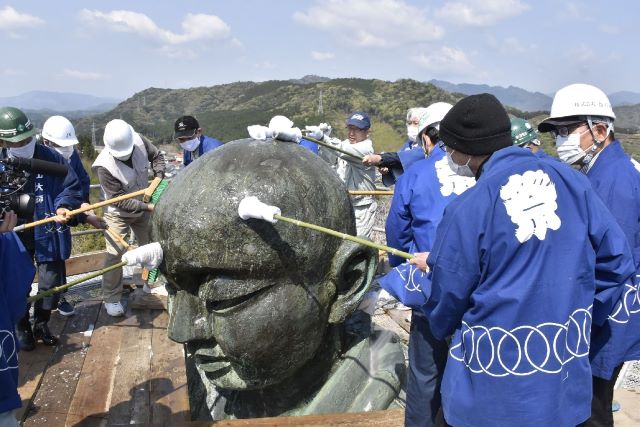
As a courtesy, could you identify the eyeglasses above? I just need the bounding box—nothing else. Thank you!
[550,122,587,138]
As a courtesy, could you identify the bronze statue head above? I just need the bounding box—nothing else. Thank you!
[151,139,377,392]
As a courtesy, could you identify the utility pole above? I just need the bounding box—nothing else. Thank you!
[317,90,323,116]
[91,121,97,146]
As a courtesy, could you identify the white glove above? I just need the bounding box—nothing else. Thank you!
[319,123,332,137]
[275,127,302,143]
[305,125,324,140]
[248,125,275,140]
[121,242,164,270]
[238,196,281,224]
[268,115,294,134]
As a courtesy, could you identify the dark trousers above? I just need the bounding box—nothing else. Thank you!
[583,363,624,427]
[405,310,449,427]
[19,260,66,325]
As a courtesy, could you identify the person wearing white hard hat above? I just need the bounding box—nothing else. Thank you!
[538,83,640,426]
[361,107,429,186]
[379,101,476,427]
[91,119,166,317]
[41,115,105,316]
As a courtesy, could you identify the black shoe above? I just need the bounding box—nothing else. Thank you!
[57,297,75,316]
[33,322,58,346]
[17,318,35,352]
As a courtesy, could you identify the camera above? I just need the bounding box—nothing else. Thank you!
[0,156,69,220]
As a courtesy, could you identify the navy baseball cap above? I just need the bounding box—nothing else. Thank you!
[174,115,200,138]
[346,112,371,129]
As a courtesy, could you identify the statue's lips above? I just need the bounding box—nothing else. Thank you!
[201,276,275,314]
[194,346,231,374]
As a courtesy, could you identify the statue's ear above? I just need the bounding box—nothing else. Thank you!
[327,240,378,324]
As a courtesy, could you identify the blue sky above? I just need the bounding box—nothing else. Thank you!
[0,0,635,99]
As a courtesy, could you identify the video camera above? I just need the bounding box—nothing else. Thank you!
[0,156,69,220]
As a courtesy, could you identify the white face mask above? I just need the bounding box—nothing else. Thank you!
[54,145,75,160]
[9,137,36,159]
[446,149,474,177]
[407,125,419,142]
[180,136,200,152]
[555,129,590,165]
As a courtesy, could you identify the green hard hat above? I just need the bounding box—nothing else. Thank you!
[510,116,540,147]
[0,106,36,143]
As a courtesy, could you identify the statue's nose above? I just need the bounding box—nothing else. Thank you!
[167,290,212,343]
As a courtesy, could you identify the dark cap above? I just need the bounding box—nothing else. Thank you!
[174,115,200,138]
[346,111,371,129]
[439,94,512,156]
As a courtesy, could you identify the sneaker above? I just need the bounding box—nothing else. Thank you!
[105,302,125,317]
[57,297,75,316]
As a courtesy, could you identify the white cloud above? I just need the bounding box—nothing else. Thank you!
[411,46,475,76]
[311,51,335,61]
[254,61,275,70]
[63,68,109,80]
[573,44,595,63]
[78,9,230,46]
[436,0,529,27]
[0,68,20,76]
[293,0,443,48]
[0,6,44,33]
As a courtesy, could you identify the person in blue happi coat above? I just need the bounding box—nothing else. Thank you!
[0,107,83,351]
[362,107,428,186]
[0,211,36,427]
[408,94,636,427]
[174,115,223,166]
[538,83,640,427]
[381,101,477,427]
[41,115,106,317]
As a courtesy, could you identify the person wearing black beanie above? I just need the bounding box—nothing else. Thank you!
[438,93,512,179]
[405,93,635,427]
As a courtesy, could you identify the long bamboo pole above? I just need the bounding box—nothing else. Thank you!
[273,214,413,260]
[302,135,364,161]
[13,189,146,232]
[27,261,128,303]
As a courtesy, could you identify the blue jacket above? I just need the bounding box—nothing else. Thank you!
[68,149,91,224]
[0,232,35,412]
[586,141,640,377]
[31,144,83,262]
[423,146,635,427]
[183,135,223,166]
[382,139,425,186]
[385,145,475,267]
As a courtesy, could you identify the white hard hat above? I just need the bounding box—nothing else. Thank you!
[103,119,134,158]
[538,83,615,132]
[42,115,79,147]
[418,102,454,135]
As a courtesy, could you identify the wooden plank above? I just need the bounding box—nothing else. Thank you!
[22,301,102,427]
[64,251,108,276]
[150,311,190,424]
[130,409,405,426]
[106,308,155,425]
[129,288,167,310]
[65,303,125,426]
[386,309,412,334]
[16,312,67,420]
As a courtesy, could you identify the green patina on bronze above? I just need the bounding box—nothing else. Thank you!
[151,139,404,420]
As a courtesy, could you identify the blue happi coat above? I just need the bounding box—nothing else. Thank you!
[382,145,475,306]
[68,149,91,224]
[424,146,635,427]
[30,144,83,262]
[382,139,425,186]
[183,135,223,166]
[0,232,35,412]
[586,140,640,379]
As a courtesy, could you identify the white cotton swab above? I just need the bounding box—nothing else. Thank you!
[237,196,414,260]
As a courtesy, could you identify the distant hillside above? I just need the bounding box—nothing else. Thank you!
[0,91,120,112]
[75,78,465,153]
[429,79,552,112]
[609,91,640,106]
[613,104,640,132]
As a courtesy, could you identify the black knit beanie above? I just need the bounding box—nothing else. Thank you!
[439,93,512,155]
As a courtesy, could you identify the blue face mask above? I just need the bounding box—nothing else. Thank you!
[446,149,474,177]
